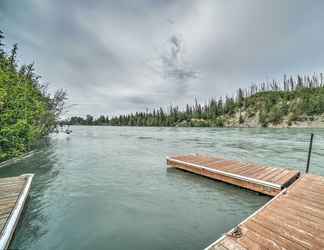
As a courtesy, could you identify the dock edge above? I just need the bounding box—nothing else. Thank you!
[204,175,305,250]
[0,174,34,250]
[166,156,283,190]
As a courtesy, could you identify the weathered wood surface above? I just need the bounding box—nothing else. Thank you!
[0,174,33,250]
[167,154,300,196]
[207,174,324,250]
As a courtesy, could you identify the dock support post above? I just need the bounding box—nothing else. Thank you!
[306,133,314,174]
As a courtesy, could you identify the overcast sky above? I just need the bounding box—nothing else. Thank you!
[1,1,324,117]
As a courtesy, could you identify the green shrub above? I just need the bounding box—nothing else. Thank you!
[0,33,66,162]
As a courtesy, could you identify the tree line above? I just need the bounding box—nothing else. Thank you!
[66,72,324,127]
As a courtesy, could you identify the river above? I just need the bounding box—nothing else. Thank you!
[3,126,324,250]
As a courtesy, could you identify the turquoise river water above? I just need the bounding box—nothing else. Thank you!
[2,127,324,250]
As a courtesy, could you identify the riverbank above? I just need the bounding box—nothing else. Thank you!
[221,113,324,128]
[0,151,35,168]
[170,113,324,128]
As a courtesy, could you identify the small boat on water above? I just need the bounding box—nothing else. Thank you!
[52,125,72,139]
[64,126,72,134]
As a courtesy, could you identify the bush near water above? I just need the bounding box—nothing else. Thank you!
[67,74,324,128]
[0,31,66,162]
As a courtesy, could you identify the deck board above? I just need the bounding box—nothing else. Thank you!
[0,174,33,250]
[167,154,300,196]
[259,168,283,182]
[206,174,324,250]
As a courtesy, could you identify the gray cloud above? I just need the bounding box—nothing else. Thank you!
[160,35,198,81]
[1,0,324,117]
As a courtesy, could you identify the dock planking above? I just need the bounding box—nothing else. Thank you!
[0,174,33,250]
[167,154,300,196]
[207,174,324,250]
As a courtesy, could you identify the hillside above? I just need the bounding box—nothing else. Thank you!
[67,73,324,128]
[216,87,324,128]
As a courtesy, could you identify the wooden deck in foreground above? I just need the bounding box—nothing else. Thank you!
[207,174,324,250]
[0,174,33,250]
[167,154,300,196]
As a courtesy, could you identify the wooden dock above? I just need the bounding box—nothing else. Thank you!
[0,174,34,250]
[206,174,324,250]
[167,154,300,196]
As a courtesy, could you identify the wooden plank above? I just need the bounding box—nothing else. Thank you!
[0,177,24,183]
[271,194,323,221]
[239,226,282,250]
[262,169,286,182]
[225,164,258,175]
[257,168,283,181]
[253,213,324,248]
[216,163,251,173]
[269,169,291,182]
[0,202,18,210]
[0,183,25,190]
[0,174,34,250]
[288,184,324,201]
[229,229,264,249]
[294,182,324,195]
[171,162,203,176]
[0,218,8,234]
[0,182,25,189]
[0,197,19,205]
[221,238,246,250]
[243,220,306,250]
[262,206,324,239]
[0,187,25,193]
[204,162,247,174]
[206,175,324,250]
[206,160,239,170]
[0,193,20,200]
[303,174,324,182]
[210,244,228,250]
[288,192,324,208]
[275,196,324,220]
[0,208,13,217]
[199,167,280,196]
[0,213,10,220]
[191,158,216,165]
[237,165,270,177]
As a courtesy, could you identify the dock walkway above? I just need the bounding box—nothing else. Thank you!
[207,174,324,250]
[167,154,324,249]
[0,174,33,250]
[167,154,300,196]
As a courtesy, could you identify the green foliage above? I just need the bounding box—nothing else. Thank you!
[0,31,66,162]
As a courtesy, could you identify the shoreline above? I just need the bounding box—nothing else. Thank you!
[65,123,324,129]
[0,151,35,168]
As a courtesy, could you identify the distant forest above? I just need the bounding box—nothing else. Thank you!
[65,72,324,128]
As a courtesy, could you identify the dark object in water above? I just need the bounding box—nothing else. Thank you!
[65,129,72,135]
[64,125,72,135]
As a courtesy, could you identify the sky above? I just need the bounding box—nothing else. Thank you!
[1,0,324,117]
